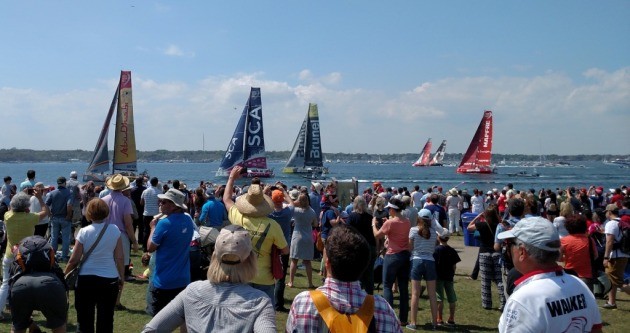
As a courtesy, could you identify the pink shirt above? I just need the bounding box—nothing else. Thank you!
[381,216,411,255]
[102,191,133,236]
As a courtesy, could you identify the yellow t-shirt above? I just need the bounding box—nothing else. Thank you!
[228,206,288,285]
[4,211,40,258]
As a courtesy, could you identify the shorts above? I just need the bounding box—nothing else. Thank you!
[148,283,185,316]
[10,272,67,331]
[605,257,629,287]
[410,259,437,281]
[436,280,457,303]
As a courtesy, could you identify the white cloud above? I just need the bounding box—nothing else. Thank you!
[0,68,628,155]
[163,44,195,58]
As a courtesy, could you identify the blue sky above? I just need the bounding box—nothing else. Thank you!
[1,1,629,155]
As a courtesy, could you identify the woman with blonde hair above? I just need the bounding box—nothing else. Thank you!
[287,193,317,288]
[65,198,124,333]
[553,201,574,238]
[142,225,275,332]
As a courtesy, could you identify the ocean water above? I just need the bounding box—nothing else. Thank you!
[1,161,628,194]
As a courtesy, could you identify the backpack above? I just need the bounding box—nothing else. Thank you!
[612,217,630,254]
[310,290,375,333]
[8,235,66,289]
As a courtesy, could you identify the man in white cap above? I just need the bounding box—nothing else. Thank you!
[223,166,288,308]
[67,171,82,224]
[146,188,195,316]
[497,217,602,333]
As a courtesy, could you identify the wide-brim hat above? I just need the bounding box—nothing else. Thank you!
[157,189,188,210]
[449,188,458,196]
[106,174,130,191]
[235,184,273,217]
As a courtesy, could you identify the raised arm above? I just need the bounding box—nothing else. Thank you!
[223,166,243,211]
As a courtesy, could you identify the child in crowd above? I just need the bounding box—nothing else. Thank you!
[136,252,152,279]
[433,233,461,326]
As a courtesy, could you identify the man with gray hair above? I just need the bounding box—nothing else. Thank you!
[497,217,602,332]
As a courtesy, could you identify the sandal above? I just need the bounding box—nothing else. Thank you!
[285,283,293,288]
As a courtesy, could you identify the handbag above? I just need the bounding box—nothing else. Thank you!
[271,244,284,280]
[315,231,325,252]
[65,222,110,290]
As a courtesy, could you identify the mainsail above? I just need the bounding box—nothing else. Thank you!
[283,103,327,175]
[84,71,142,182]
[456,110,496,174]
[429,140,447,166]
[412,138,432,167]
[216,87,273,177]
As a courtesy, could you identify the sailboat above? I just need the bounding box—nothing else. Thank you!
[429,140,447,166]
[282,103,328,176]
[456,110,497,174]
[216,87,274,178]
[83,71,146,183]
[412,138,432,167]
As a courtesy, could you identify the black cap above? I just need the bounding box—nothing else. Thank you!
[57,176,66,185]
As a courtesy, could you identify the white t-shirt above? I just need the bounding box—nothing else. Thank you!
[604,218,630,259]
[471,195,485,214]
[76,222,122,278]
[29,195,49,226]
[411,191,423,208]
[499,269,602,333]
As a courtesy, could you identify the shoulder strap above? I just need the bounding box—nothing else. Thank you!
[309,290,374,333]
[80,222,110,267]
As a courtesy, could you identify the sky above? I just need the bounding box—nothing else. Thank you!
[1,1,629,156]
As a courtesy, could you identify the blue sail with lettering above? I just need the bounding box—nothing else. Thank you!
[242,88,268,169]
[85,87,119,175]
[216,93,248,174]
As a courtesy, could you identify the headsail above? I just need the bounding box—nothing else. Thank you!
[457,110,495,174]
[412,138,432,167]
[85,87,119,175]
[216,87,273,177]
[285,114,308,169]
[113,71,138,172]
[430,140,447,166]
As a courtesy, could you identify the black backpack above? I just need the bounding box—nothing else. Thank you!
[613,217,630,255]
[8,235,67,289]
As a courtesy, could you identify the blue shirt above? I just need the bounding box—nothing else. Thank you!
[45,186,72,218]
[19,180,35,191]
[269,207,292,245]
[152,213,195,289]
[198,199,227,228]
[309,191,321,219]
[320,209,337,239]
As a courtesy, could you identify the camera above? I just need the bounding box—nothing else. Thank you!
[239,167,248,175]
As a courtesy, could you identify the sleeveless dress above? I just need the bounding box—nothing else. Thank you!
[290,206,316,260]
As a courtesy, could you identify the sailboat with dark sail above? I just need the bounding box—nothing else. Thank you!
[282,103,328,177]
[83,71,146,183]
[429,140,447,166]
[216,87,273,178]
[456,110,496,174]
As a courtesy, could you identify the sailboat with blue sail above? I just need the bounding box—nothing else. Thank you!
[216,87,274,178]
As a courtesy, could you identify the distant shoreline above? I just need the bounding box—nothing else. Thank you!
[0,148,626,164]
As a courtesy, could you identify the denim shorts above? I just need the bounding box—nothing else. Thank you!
[410,258,437,281]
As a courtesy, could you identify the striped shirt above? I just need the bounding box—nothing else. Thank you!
[286,278,402,333]
[141,186,161,216]
[409,219,443,261]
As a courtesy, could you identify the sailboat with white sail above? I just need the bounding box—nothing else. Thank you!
[216,87,273,178]
[83,71,147,183]
[456,110,496,174]
[282,103,328,176]
[429,140,447,166]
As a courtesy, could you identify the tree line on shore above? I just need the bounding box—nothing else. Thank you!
[0,148,623,164]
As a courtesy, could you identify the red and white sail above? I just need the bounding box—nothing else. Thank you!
[429,140,447,166]
[456,111,496,174]
[412,138,432,167]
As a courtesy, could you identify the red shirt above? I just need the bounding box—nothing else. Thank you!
[380,217,411,255]
[561,234,597,278]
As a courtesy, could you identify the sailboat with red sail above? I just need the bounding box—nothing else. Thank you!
[456,110,497,174]
[412,138,432,167]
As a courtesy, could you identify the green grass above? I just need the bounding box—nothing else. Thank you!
[1,252,629,332]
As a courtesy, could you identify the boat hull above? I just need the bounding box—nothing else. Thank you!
[216,168,274,178]
[456,166,496,174]
[282,166,329,174]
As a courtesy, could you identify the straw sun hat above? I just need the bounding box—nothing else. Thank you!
[235,184,273,217]
[106,174,130,191]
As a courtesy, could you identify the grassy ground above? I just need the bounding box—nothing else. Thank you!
[1,251,629,332]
